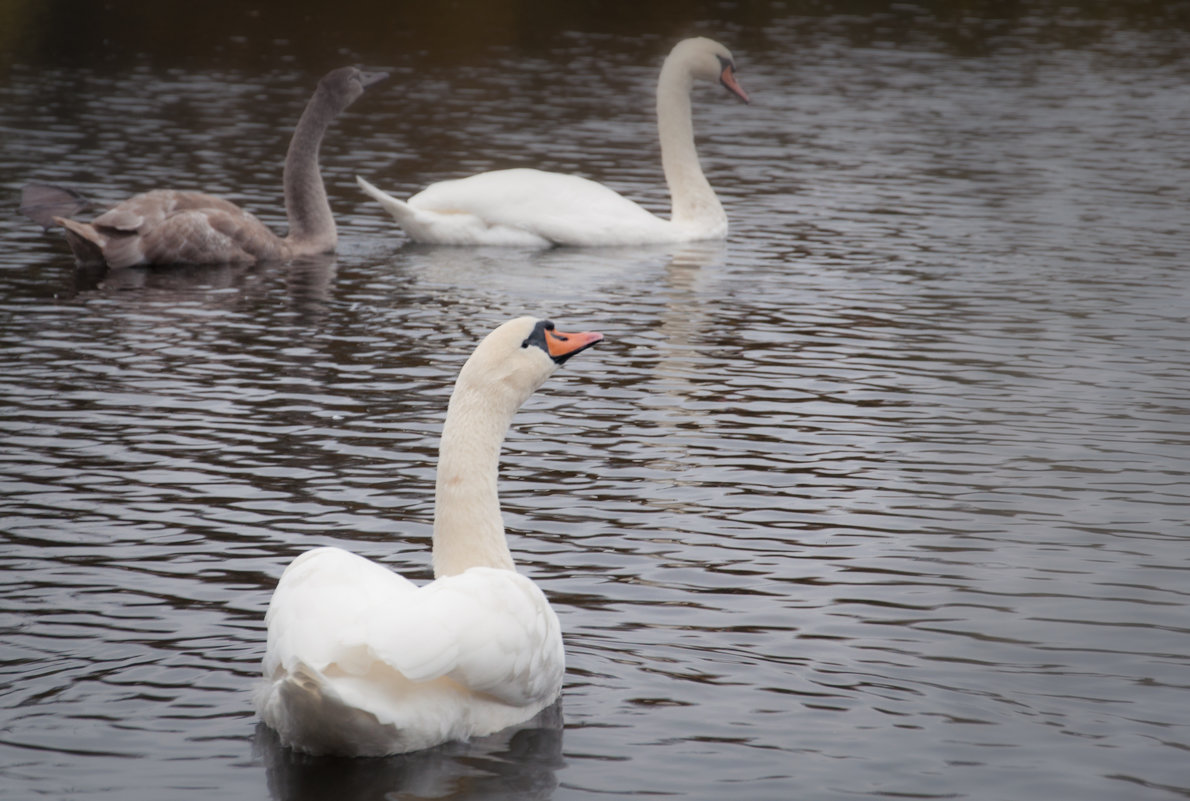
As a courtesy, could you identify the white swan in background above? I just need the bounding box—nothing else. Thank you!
[356,37,749,247]
[256,316,604,757]
[20,66,387,268]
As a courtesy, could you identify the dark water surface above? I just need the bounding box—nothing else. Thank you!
[2,3,1189,800]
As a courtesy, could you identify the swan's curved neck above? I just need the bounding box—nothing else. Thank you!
[282,88,338,253]
[657,59,725,233]
[432,381,519,577]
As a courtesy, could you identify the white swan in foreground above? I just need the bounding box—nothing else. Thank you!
[256,316,604,756]
[356,37,749,247]
[21,66,387,268]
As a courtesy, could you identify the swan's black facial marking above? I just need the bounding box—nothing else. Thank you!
[522,319,557,357]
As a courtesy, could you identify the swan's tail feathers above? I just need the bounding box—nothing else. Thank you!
[356,175,415,224]
[55,217,108,268]
[20,183,95,230]
[257,661,401,757]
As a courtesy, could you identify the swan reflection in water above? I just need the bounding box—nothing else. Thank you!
[256,701,564,801]
[60,255,339,326]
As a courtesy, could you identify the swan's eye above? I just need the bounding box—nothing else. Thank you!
[521,338,531,349]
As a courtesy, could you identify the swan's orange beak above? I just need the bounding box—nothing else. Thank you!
[545,327,604,364]
[720,64,750,104]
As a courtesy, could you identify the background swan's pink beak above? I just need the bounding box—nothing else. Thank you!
[721,65,750,103]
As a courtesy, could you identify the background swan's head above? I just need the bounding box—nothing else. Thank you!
[453,316,603,413]
[667,37,750,103]
[315,66,390,113]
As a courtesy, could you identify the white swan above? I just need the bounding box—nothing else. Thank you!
[256,316,604,757]
[356,37,749,247]
[21,67,387,268]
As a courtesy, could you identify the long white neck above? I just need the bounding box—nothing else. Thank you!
[282,87,338,253]
[657,57,726,235]
[431,379,520,577]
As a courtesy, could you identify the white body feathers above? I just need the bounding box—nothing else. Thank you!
[257,548,563,756]
[357,169,680,247]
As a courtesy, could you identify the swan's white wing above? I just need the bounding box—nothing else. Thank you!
[409,168,676,246]
[383,566,564,705]
[358,174,550,246]
[262,546,422,679]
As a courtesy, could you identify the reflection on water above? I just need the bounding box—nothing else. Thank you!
[65,256,340,322]
[2,4,1190,801]
[258,704,564,801]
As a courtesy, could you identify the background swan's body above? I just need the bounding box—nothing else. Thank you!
[257,317,603,757]
[23,66,386,268]
[357,37,748,247]
[359,168,674,248]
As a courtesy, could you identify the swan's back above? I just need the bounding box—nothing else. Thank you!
[409,168,677,246]
[257,546,564,756]
[66,190,283,268]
